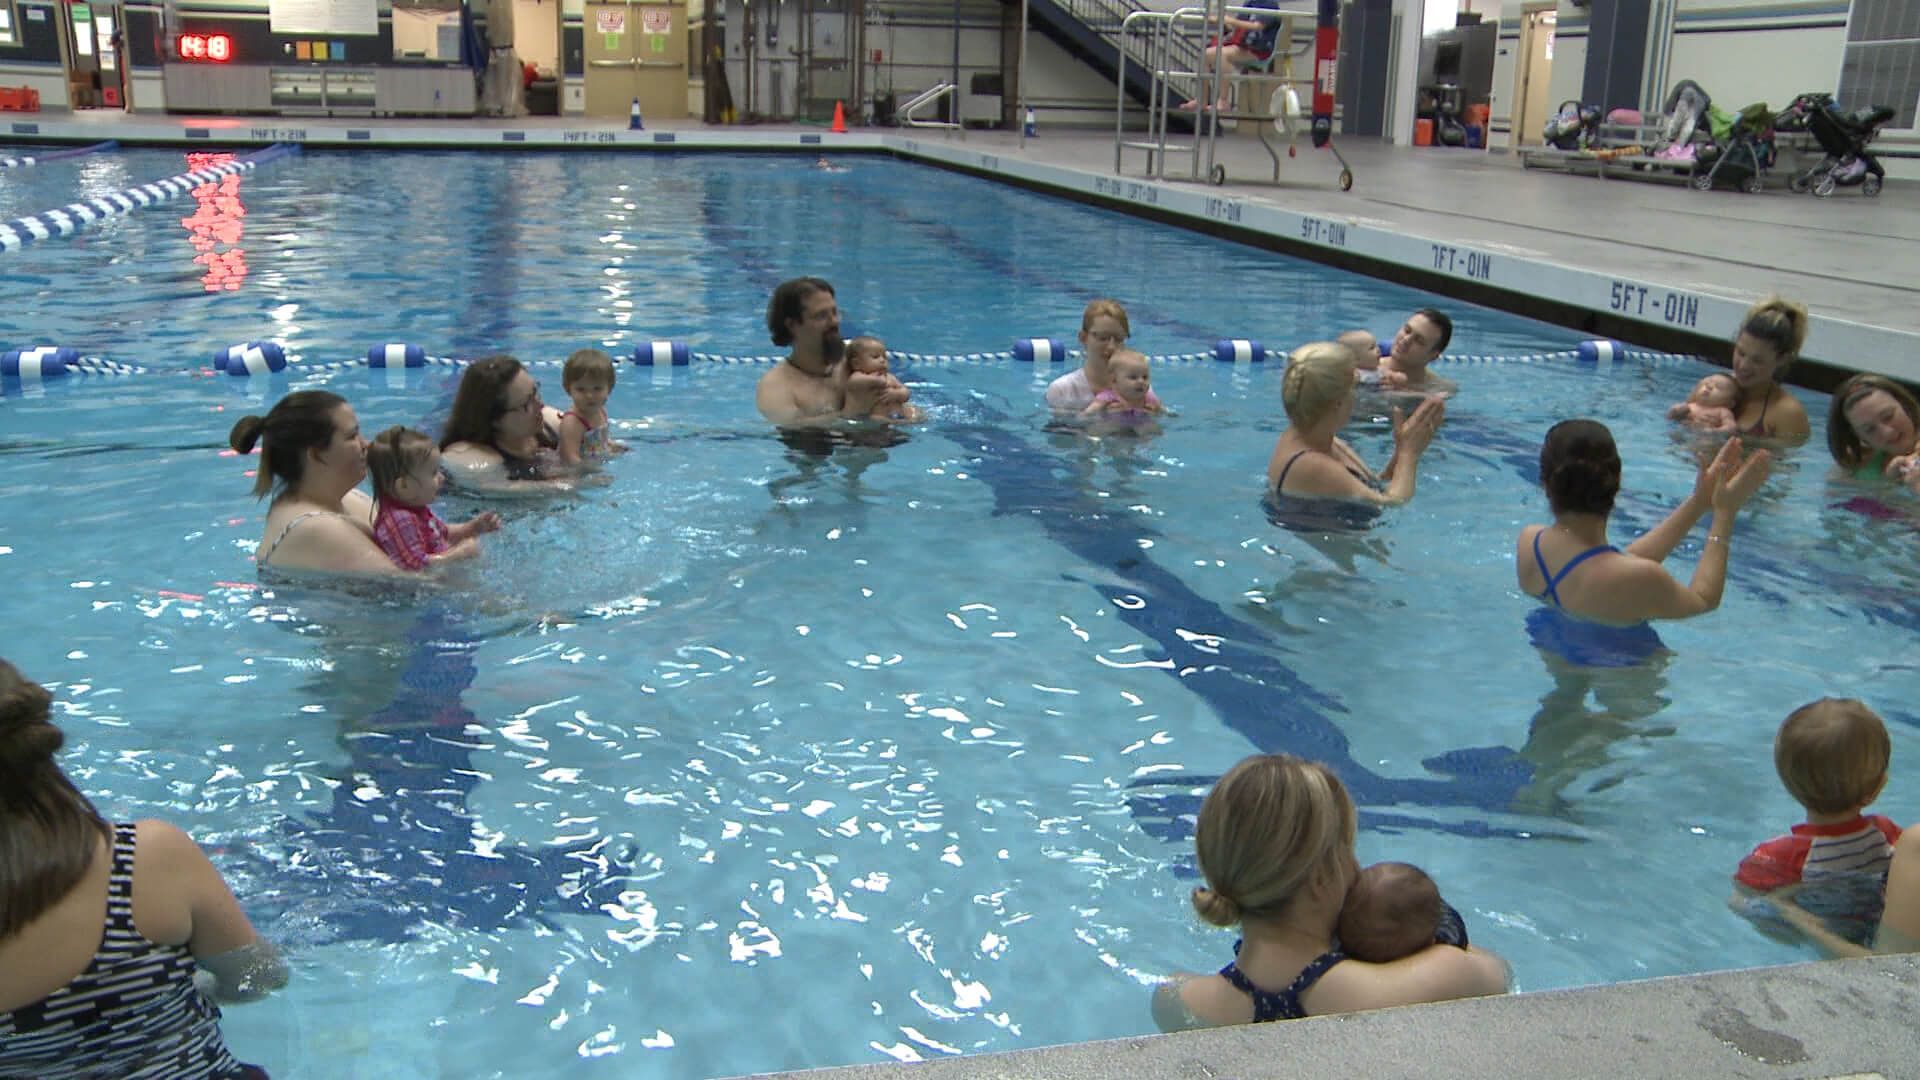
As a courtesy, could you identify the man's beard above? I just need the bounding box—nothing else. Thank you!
[823,331,844,360]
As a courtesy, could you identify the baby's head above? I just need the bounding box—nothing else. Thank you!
[367,426,442,509]
[1336,861,1441,963]
[1337,330,1381,371]
[845,336,889,377]
[562,349,617,408]
[1109,349,1151,399]
[1775,698,1889,818]
[1689,373,1738,409]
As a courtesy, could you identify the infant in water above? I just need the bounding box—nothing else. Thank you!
[1666,373,1739,433]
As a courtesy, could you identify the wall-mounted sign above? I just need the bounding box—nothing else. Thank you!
[640,7,671,34]
[270,0,376,36]
[597,9,624,34]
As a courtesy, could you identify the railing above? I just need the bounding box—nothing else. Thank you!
[899,83,961,130]
[1045,0,1203,86]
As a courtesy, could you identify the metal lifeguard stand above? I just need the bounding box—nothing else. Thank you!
[1114,0,1353,191]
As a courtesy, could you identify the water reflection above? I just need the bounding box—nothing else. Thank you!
[182,151,247,293]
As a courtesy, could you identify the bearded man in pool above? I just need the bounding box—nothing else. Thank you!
[755,277,904,426]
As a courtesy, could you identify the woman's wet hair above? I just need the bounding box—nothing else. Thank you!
[0,658,109,939]
[1191,754,1356,928]
[1827,374,1920,469]
[227,390,349,500]
[366,426,437,505]
[1281,342,1356,426]
[766,277,834,347]
[440,355,525,451]
[1081,298,1131,338]
[1738,296,1809,375]
[1539,419,1622,517]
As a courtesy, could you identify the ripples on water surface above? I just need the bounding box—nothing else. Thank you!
[2,151,1918,1077]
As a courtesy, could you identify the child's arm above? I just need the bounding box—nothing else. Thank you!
[1667,401,1692,421]
[557,414,587,465]
[445,510,503,544]
[1729,888,1871,959]
[429,536,481,565]
[1708,409,1740,433]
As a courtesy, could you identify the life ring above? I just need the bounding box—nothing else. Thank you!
[1270,85,1301,136]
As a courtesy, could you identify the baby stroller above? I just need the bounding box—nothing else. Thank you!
[1691,104,1775,193]
[1787,95,1895,197]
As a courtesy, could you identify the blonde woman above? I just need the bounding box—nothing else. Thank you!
[1266,342,1446,506]
[1152,755,1509,1028]
[1728,296,1812,442]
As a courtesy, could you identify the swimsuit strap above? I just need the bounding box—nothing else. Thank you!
[1275,449,1369,495]
[1533,530,1620,608]
[258,509,341,566]
[1273,450,1312,493]
[103,822,139,936]
[1742,384,1776,436]
[1218,939,1347,1022]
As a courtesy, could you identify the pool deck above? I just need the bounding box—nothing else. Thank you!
[741,954,1920,1080]
[4,111,1918,386]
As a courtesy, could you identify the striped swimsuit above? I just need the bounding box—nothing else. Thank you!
[0,824,260,1079]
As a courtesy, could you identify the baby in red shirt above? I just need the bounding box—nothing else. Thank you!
[367,426,501,571]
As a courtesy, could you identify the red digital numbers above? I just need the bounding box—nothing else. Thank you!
[177,33,233,62]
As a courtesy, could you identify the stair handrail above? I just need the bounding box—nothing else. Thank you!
[899,83,961,129]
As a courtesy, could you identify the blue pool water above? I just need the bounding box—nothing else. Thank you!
[3,150,1918,1077]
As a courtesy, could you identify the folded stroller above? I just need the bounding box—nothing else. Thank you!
[1787,96,1896,197]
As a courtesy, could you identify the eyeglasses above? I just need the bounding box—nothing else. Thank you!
[501,381,543,415]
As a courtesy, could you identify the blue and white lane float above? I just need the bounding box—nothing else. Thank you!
[0,141,119,169]
[0,346,147,378]
[3,337,1681,381]
[0,143,299,253]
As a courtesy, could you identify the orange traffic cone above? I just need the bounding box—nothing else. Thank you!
[831,100,848,134]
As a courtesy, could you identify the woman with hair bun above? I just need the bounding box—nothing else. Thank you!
[228,390,399,576]
[1266,342,1446,506]
[1516,420,1771,656]
[0,658,286,1077]
[1728,296,1812,442]
[1152,754,1509,1030]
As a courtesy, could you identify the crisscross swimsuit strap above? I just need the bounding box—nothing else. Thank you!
[1217,939,1347,1022]
[1532,530,1619,609]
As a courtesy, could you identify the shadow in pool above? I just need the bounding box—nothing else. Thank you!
[925,390,1549,846]
[237,604,632,946]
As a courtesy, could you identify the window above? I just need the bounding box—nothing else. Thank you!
[0,4,16,47]
[1839,0,1920,130]
[392,0,462,61]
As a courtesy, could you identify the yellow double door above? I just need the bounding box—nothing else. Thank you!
[584,0,687,121]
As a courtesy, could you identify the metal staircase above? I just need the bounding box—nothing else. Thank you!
[1027,0,1200,124]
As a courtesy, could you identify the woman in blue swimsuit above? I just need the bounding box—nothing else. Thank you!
[1152,754,1510,1029]
[1512,420,1770,810]
[1515,419,1770,632]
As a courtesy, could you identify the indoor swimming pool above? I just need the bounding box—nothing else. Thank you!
[1,149,1916,1077]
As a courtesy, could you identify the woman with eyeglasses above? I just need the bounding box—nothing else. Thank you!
[440,356,578,492]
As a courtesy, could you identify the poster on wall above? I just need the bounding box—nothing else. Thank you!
[270,0,378,36]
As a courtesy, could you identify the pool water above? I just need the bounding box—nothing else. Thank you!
[2,150,1918,1078]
